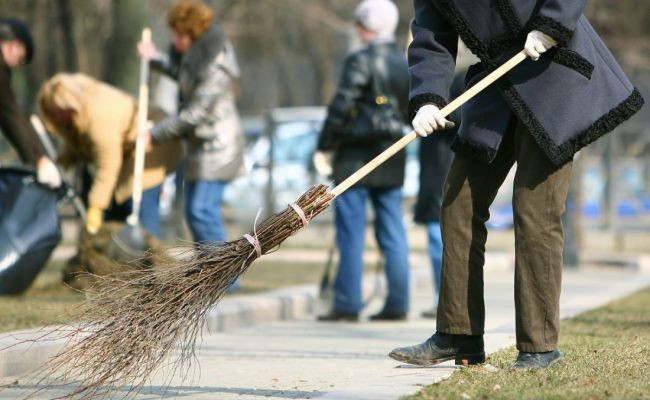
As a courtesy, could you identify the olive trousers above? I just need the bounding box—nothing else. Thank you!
[436,119,573,352]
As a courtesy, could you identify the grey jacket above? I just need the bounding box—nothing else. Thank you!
[151,25,245,182]
[409,0,644,166]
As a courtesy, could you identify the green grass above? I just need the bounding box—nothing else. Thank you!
[0,261,85,333]
[0,256,334,333]
[238,259,329,293]
[405,286,650,400]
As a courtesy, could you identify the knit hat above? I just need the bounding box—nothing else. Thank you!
[354,0,399,41]
[0,18,34,64]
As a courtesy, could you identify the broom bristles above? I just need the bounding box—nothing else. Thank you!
[18,184,334,399]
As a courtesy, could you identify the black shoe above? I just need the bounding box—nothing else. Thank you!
[389,332,485,366]
[369,310,407,321]
[317,309,359,322]
[512,350,564,369]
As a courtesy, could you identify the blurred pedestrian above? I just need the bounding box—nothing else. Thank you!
[0,18,60,189]
[317,0,410,321]
[37,73,182,237]
[415,72,465,319]
[138,0,245,288]
[389,0,644,369]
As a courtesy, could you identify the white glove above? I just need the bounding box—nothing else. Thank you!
[412,104,455,137]
[524,30,557,61]
[312,151,333,177]
[36,156,62,189]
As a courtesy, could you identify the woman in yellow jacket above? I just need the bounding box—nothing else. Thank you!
[37,73,183,237]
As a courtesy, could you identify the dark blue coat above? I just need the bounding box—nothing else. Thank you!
[408,0,644,166]
[414,72,464,223]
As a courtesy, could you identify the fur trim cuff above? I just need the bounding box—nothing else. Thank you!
[408,93,448,122]
[450,135,498,164]
[503,83,645,166]
[529,15,573,47]
[548,48,594,79]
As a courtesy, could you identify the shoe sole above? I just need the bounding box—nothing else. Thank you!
[389,351,486,367]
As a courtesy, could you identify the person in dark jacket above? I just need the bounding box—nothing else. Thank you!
[415,72,464,319]
[389,0,644,369]
[317,0,410,322]
[0,18,60,188]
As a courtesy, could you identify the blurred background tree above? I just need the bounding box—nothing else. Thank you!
[0,0,648,158]
[0,0,647,113]
[0,0,647,248]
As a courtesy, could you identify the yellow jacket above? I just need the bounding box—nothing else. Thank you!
[37,73,183,209]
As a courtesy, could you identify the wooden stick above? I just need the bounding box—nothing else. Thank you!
[329,50,528,198]
[127,28,152,226]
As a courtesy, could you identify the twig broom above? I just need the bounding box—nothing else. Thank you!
[20,50,529,399]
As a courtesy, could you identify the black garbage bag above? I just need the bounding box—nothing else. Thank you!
[0,166,61,294]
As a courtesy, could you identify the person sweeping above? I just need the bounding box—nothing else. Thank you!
[22,2,644,399]
[389,0,644,369]
[138,0,245,289]
[139,1,245,245]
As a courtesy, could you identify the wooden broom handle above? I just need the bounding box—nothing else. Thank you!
[127,27,152,226]
[329,50,528,198]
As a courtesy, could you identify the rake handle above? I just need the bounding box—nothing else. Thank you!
[329,50,528,198]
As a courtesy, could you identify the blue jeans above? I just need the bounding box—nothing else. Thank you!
[106,185,162,238]
[139,185,162,238]
[333,186,409,314]
[185,180,227,243]
[426,221,443,307]
[185,180,239,290]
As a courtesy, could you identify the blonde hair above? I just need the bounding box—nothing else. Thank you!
[167,0,214,40]
[37,73,92,133]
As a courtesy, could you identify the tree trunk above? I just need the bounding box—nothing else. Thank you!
[103,0,147,94]
[57,0,78,71]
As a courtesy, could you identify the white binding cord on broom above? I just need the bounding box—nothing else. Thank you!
[7,50,529,399]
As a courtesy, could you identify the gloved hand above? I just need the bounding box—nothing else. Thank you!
[412,104,455,137]
[524,30,557,61]
[36,156,62,188]
[85,206,104,235]
[137,40,157,59]
[312,151,333,177]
